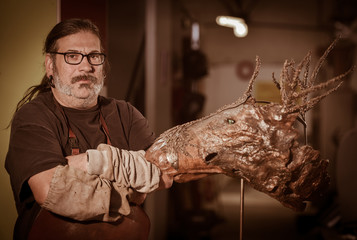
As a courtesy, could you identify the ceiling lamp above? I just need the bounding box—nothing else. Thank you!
[216,15,248,37]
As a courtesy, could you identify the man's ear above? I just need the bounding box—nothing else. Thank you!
[45,54,54,77]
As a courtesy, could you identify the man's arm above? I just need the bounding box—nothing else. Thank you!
[28,146,172,222]
[29,164,131,221]
[66,145,173,191]
[28,168,56,205]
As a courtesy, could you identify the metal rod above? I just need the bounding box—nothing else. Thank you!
[240,178,244,240]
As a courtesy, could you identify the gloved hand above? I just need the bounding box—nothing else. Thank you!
[86,144,162,193]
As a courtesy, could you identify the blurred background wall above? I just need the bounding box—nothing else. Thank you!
[1,0,357,239]
[0,1,57,239]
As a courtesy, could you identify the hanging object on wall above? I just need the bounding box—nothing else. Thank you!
[236,60,254,80]
[191,22,200,50]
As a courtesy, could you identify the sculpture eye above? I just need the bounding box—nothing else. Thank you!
[227,119,235,124]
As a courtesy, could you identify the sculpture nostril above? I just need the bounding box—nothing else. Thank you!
[205,153,218,162]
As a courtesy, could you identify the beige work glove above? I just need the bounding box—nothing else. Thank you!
[42,165,130,222]
[86,144,161,193]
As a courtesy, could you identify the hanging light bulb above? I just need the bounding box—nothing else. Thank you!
[216,15,248,37]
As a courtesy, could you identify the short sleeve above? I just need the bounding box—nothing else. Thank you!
[5,103,66,207]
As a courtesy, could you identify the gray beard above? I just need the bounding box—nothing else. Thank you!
[53,74,104,99]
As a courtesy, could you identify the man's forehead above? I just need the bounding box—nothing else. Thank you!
[56,31,101,51]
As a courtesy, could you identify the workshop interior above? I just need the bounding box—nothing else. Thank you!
[1,0,357,239]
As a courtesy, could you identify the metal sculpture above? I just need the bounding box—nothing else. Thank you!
[145,38,354,211]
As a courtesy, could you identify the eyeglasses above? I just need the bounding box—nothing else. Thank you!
[50,52,106,66]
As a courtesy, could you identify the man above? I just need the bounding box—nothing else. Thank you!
[5,18,172,240]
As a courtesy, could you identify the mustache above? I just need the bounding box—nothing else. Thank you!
[71,75,98,84]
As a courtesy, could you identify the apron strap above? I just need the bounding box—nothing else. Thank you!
[68,128,80,155]
[99,110,112,146]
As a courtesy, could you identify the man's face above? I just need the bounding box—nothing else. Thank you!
[46,31,104,104]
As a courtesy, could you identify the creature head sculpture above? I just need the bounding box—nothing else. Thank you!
[145,38,354,211]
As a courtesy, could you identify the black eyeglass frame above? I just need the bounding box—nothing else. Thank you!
[49,51,106,66]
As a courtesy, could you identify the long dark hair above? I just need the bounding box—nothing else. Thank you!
[13,18,107,115]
